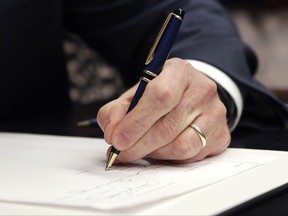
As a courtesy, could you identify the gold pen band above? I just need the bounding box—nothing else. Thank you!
[140,70,158,83]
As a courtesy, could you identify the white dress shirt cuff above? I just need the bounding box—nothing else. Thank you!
[185,59,243,131]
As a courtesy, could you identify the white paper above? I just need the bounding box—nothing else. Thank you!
[0,133,280,211]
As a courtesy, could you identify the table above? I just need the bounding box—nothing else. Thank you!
[1,101,287,215]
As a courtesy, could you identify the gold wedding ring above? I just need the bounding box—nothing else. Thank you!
[189,124,207,148]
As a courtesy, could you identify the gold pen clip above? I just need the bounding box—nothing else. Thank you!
[145,12,183,65]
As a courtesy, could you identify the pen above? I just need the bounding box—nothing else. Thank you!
[106,8,185,170]
[77,118,98,127]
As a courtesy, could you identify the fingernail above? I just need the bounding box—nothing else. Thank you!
[113,132,130,149]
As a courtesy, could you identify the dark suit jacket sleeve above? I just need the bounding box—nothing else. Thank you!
[0,0,70,121]
[64,0,288,129]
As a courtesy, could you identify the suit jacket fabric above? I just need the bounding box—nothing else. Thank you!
[0,0,287,130]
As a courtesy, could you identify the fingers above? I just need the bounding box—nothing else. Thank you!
[97,83,147,144]
[117,96,230,164]
[114,59,230,163]
[148,111,230,164]
[97,98,131,144]
[110,58,192,151]
[98,57,231,165]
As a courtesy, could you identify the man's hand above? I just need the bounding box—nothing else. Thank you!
[97,58,231,164]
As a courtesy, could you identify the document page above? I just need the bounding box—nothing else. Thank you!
[0,133,280,211]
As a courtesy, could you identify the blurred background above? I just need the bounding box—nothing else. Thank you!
[220,0,288,102]
[64,0,288,106]
[3,1,287,138]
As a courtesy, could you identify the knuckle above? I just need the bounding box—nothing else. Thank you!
[215,100,227,119]
[172,135,198,160]
[154,85,174,107]
[132,114,147,131]
[168,58,195,75]
[193,78,218,104]
[205,79,218,97]
[153,117,177,141]
[168,57,186,65]
[152,84,175,109]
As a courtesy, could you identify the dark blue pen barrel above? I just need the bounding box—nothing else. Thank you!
[107,9,184,164]
[126,10,184,114]
[145,16,183,75]
[127,81,146,113]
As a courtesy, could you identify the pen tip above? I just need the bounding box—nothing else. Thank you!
[105,157,113,171]
[105,150,119,171]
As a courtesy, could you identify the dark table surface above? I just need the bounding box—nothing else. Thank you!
[1,101,288,216]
